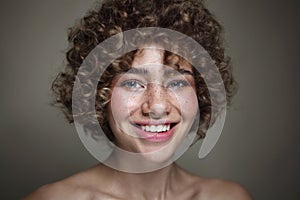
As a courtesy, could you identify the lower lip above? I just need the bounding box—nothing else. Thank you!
[133,125,175,142]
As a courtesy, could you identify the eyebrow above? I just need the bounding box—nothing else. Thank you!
[164,68,194,76]
[122,68,194,80]
[126,68,149,75]
[124,67,194,77]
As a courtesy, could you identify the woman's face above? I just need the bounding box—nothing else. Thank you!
[107,48,199,157]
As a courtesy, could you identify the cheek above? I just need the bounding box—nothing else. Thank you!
[172,89,199,118]
[109,88,142,120]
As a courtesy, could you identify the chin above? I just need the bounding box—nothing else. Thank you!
[133,135,184,164]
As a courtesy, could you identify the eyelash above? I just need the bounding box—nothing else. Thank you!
[120,79,145,89]
[166,80,189,89]
[120,79,189,90]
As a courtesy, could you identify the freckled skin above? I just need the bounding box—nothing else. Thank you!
[23,47,252,200]
[108,47,199,155]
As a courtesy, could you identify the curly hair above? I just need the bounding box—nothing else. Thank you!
[52,0,237,142]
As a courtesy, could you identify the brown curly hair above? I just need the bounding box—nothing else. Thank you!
[52,0,236,142]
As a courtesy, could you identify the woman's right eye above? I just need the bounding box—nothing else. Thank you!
[120,80,145,90]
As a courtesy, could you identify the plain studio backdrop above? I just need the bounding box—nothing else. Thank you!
[1,0,299,199]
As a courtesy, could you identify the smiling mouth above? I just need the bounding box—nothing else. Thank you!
[133,123,177,133]
[131,122,178,142]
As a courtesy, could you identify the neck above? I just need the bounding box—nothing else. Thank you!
[99,163,179,199]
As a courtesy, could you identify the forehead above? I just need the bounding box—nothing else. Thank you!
[132,48,164,65]
[132,47,193,72]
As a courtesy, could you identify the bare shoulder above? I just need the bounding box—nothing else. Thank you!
[176,167,252,200]
[22,176,98,200]
[22,165,115,200]
[196,177,253,200]
[174,166,251,200]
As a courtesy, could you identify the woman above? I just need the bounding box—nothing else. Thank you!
[24,0,252,199]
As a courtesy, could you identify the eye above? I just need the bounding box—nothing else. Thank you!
[167,80,189,89]
[120,79,145,90]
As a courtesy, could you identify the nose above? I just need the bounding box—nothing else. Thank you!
[142,83,171,119]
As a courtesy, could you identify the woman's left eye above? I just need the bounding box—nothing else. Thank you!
[167,80,189,89]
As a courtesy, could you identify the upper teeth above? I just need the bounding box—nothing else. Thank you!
[141,124,170,133]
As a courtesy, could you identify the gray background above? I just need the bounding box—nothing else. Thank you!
[1,0,299,199]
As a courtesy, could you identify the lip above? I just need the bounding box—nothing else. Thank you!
[132,120,176,126]
[131,121,178,142]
